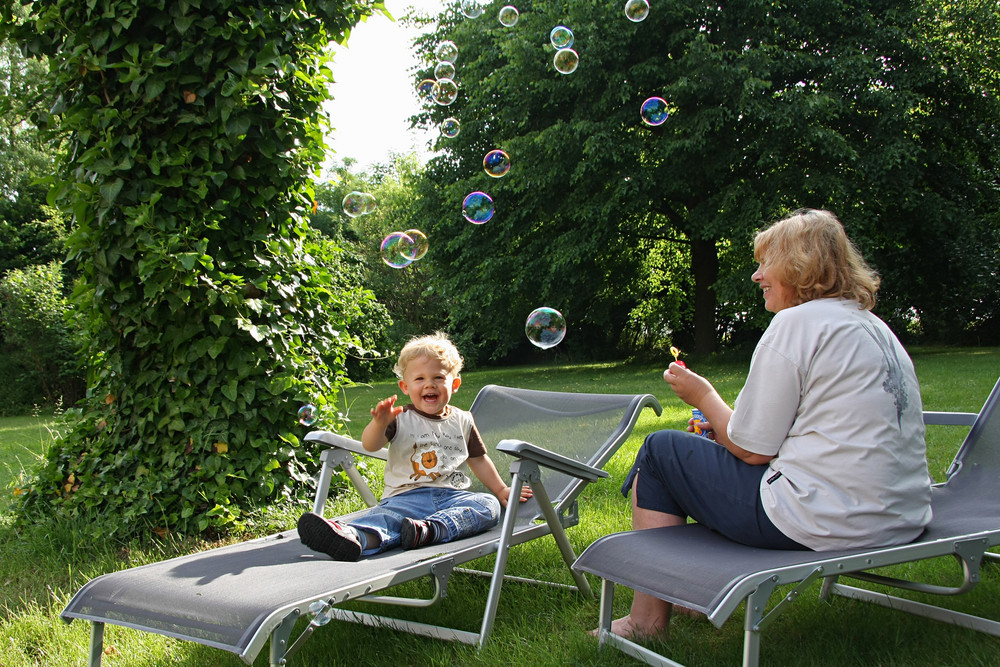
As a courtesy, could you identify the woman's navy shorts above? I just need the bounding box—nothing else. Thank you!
[621,429,807,550]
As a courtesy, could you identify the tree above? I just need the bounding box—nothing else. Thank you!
[1,0,387,537]
[415,0,1000,359]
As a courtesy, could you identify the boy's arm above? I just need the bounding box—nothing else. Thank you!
[361,395,402,452]
[467,455,533,508]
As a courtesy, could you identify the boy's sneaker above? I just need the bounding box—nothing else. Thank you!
[297,512,362,562]
[399,518,439,550]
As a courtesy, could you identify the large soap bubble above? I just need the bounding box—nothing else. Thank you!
[640,96,670,126]
[624,0,650,22]
[434,61,456,80]
[525,307,567,349]
[416,78,437,102]
[441,117,461,138]
[433,78,459,106]
[298,403,319,427]
[553,48,579,74]
[342,191,376,217]
[435,41,458,63]
[550,25,574,49]
[483,149,511,178]
[499,5,519,27]
[380,232,416,268]
[403,229,429,260]
[462,191,495,224]
[461,0,485,19]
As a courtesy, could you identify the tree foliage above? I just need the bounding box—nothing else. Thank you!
[414,0,1000,360]
[1,0,386,537]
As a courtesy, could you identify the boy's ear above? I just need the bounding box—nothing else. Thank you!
[452,376,462,392]
[398,379,407,394]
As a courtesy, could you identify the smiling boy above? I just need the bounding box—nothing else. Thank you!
[297,332,531,561]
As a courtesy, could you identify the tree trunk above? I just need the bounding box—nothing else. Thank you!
[691,237,719,354]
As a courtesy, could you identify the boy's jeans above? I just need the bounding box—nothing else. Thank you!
[349,487,501,556]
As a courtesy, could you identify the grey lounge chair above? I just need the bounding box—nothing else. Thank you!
[573,376,1000,667]
[61,384,661,666]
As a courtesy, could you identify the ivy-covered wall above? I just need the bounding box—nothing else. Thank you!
[1,0,385,537]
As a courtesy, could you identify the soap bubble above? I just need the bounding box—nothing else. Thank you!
[499,5,519,26]
[553,48,579,74]
[433,78,459,106]
[343,191,376,217]
[298,403,318,427]
[550,25,574,49]
[525,307,567,349]
[403,229,429,260]
[441,117,461,138]
[380,232,416,268]
[416,79,437,102]
[462,191,495,224]
[434,61,456,81]
[640,96,670,126]
[435,41,458,63]
[624,0,650,22]
[461,0,485,19]
[483,149,511,178]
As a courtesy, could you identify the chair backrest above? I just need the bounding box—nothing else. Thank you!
[945,376,1000,480]
[468,385,659,524]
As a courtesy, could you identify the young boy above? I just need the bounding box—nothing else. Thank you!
[298,331,532,561]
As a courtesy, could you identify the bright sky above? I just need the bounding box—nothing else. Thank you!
[323,1,447,172]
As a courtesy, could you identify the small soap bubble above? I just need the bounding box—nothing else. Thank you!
[297,404,318,427]
[553,48,579,74]
[342,191,366,217]
[433,78,459,106]
[416,78,437,102]
[640,96,670,126]
[624,0,650,22]
[381,232,416,268]
[434,61,456,80]
[435,41,459,63]
[403,229,429,260]
[462,191,495,224]
[499,5,519,26]
[308,601,326,614]
[483,149,511,178]
[525,307,567,349]
[441,117,461,138]
[461,0,485,19]
[550,25,574,49]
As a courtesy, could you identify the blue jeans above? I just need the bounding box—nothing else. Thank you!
[349,487,501,556]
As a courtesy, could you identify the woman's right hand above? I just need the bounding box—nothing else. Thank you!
[663,362,716,407]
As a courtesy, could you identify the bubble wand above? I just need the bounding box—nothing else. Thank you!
[670,346,686,369]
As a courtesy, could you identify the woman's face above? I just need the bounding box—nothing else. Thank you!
[752,262,796,313]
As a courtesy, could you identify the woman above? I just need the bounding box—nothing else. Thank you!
[607,209,933,639]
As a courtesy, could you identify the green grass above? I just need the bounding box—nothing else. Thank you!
[1,347,999,666]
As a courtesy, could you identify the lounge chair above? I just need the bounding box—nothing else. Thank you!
[61,384,661,666]
[573,376,1000,667]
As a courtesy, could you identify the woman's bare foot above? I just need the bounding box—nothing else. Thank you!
[589,614,669,640]
[672,604,705,619]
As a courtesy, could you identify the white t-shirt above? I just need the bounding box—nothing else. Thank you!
[381,406,477,499]
[728,298,933,551]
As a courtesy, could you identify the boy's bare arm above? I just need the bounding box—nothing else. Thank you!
[467,455,533,508]
[361,395,402,452]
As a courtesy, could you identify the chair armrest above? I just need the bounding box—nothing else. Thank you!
[923,411,978,427]
[305,430,388,461]
[497,439,609,483]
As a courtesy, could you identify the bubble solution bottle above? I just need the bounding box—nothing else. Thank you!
[691,409,711,438]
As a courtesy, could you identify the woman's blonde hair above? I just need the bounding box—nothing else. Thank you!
[393,331,464,379]
[754,209,880,310]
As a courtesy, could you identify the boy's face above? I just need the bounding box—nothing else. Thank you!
[398,354,461,416]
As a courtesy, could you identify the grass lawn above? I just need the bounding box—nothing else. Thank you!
[1,347,999,666]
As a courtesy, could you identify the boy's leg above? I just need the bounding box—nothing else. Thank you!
[421,489,501,543]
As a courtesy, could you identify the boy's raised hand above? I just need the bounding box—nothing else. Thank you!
[370,395,403,426]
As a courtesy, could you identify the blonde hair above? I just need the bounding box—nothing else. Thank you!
[754,209,880,310]
[393,331,464,379]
